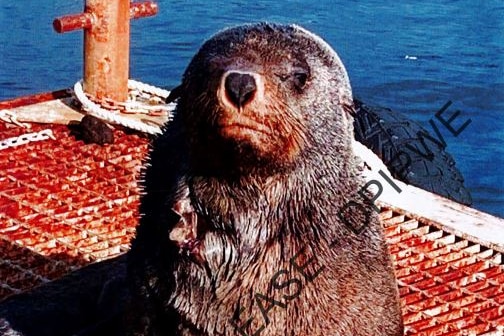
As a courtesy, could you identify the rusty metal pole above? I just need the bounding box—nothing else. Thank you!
[84,0,130,102]
[53,1,158,102]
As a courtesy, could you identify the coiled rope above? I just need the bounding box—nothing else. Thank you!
[74,79,177,135]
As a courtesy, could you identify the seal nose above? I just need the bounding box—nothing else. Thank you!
[224,72,257,108]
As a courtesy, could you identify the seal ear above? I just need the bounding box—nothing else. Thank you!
[291,24,354,110]
[165,85,183,104]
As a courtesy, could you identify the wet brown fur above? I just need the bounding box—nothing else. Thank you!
[127,23,403,335]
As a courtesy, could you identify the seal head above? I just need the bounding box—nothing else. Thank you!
[174,23,355,177]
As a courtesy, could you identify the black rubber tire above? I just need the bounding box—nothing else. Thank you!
[353,99,472,206]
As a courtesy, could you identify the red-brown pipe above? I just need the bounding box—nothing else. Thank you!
[54,2,157,34]
[130,2,158,19]
[53,13,94,34]
[53,1,158,102]
[82,0,130,102]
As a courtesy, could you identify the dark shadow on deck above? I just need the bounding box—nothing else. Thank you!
[0,250,127,336]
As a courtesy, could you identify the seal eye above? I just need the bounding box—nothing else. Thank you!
[276,74,289,82]
[275,71,309,91]
[293,72,308,90]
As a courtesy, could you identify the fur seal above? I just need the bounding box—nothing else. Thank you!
[127,23,403,335]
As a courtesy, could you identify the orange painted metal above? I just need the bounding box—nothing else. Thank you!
[53,1,158,102]
[53,13,94,33]
[53,2,158,33]
[0,89,72,109]
[130,2,158,20]
[0,122,148,299]
[83,0,131,102]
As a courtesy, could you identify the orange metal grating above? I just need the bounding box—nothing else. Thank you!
[0,122,503,335]
[381,210,504,335]
[0,122,148,298]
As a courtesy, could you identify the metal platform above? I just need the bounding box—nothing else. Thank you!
[1,110,504,335]
[0,121,148,299]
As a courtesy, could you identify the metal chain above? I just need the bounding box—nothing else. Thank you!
[74,80,174,135]
[86,91,170,116]
[81,79,173,116]
[0,129,56,151]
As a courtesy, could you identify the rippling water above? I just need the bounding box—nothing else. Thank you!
[0,1,503,217]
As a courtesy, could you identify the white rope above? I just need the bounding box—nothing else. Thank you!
[74,80,177,135]
[127,79,171,99]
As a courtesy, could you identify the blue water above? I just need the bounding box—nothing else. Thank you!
[0,1,503,217]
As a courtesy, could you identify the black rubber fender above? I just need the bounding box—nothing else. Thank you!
[353,99,472,206]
